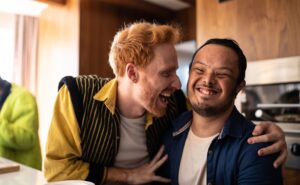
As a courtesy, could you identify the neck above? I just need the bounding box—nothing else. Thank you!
[191,105,234,137]
[117,78,145,118]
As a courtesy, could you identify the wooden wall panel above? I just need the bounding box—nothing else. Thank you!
[283,168,300,185]
[196,0,300,61]
[173,6,196,41]
[79,1,119,77]
[79,0,176,77]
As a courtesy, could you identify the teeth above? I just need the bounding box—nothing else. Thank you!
[159,93,171,103]
[199,89,217,95]
[161,96,167,102]
[161,93,171,97]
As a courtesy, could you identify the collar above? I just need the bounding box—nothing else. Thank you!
[93,78,118,114]
[217,107,243,139]
[172,107,244,139]
[93,78,154,128]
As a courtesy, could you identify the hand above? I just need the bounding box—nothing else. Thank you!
[247,122,287,168]
[106,145,170,184]
[126,145,171,184]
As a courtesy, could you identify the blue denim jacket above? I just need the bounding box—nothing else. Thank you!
[160,107,283,185]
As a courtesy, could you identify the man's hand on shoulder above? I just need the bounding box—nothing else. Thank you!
[247,121,287,168]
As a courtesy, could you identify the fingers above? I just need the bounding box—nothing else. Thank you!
[150,145,165,166]
[151,154,168,171]
[248,122,284,144]
[273,148,288,168]
[252,122,270,136]
[248,133,275,144]
[152,176,171,183]
[257,140,284,156]
[256,140,288,168]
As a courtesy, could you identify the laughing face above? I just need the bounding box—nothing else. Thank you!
[136,43,181,117]
[187,44,245,117]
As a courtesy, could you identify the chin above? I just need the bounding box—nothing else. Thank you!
[151,108,166,118]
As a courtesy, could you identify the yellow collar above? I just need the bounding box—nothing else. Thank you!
[93,79,118,114]
[93,78,154,128]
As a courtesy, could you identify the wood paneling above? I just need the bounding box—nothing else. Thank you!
[37,0,66,5]
[79,1,117,77]
[283,168,300,185]
[196,0,300,61]
[172,6,196,41]
[98,0,174,19]
[79,0,179,77]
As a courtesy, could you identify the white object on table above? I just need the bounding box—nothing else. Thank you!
[0,157,46,185]
[44,180,94,185]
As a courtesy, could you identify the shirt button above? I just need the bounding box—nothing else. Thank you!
[208,150,213,155]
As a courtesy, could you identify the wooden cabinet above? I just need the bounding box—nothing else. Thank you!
[196,0,300,61]
[283,168,300,185]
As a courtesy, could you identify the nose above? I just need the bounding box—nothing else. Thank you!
[171,75,182,90]
[202,71,216,86]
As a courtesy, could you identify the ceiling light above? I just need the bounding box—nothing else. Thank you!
[0,0,48,17]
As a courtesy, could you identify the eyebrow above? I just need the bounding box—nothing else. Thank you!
[193,60,234,73]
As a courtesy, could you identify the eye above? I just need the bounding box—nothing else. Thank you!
[194,67,204,74]
[215,72,231,79]
[161,72,170,77]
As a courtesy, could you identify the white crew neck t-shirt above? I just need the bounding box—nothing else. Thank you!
[179,129,218,185]
[114,114,149,168]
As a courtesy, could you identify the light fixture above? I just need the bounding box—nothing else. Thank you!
[0,0,48,17]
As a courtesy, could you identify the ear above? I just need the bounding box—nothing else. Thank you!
[235,80,246,95]
[125,63,138,83]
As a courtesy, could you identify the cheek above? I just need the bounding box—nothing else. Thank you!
[221,81,237,95]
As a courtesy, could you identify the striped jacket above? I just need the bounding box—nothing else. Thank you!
[44,75,187,185]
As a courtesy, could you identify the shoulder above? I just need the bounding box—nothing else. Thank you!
[59,75,110,90]
[75,75,110,88]
[162,111,192,145]
[10,84,36,103]
[236,141,283,184]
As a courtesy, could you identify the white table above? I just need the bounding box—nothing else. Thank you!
[0,157,46,185]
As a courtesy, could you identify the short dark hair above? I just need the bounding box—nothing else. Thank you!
[189,38,247,84]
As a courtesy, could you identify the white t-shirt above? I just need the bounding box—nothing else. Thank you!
[114,114,149,168]
[179,129,218,185]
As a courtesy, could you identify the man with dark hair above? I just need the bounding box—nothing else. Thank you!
[161,38,283,185]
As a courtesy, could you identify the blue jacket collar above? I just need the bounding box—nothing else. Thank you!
[172,107,244,139]
[218,107,244,139]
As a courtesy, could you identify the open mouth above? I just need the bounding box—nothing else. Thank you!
[159,92,171,104]
[198,88,218,95]
[194,84,220,97]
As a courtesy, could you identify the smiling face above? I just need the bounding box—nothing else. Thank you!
[187,44,245,117]
[135,43,181,117]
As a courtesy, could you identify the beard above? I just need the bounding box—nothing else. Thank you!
[140,91,166,118]
[138,81,167,118]
[190,86,238,117]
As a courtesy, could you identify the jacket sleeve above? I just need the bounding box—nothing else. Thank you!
[44,85,108,183]
[0,88,39,150]
[237,142,283,185]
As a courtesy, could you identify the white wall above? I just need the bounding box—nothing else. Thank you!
[0,12,15,81]
[37,0,79,161]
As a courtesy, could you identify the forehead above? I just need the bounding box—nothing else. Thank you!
[193,44,239,67]
[147,43,178,71]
